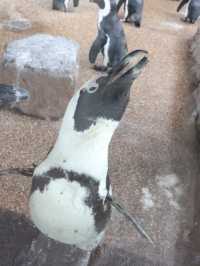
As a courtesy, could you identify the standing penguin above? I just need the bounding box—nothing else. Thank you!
[27,50,148,264]
[0,84,29,109]
[53,0,79,12]
[177,0,200,23]
[117,0,144,27]
[89,0,128,72]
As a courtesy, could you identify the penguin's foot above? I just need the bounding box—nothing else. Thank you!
[92,65,108,72]
[190,19,196,24]
[181,16,191,23]
[134,21,141,28]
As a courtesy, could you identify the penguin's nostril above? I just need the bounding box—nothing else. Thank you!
[88,86,98,93]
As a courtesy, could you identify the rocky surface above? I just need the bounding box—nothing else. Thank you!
[0,34,79,119]
[0,0,199,265]
[191,27,200,135]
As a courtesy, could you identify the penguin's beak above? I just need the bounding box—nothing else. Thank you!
[0,84,29,108]
[103,50,148,98]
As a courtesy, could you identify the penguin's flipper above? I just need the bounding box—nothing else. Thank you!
[0,166,34,177]
[107,196,154,244]
[117,0,125,12]
[89,31,107,64]
[177,0,189,12]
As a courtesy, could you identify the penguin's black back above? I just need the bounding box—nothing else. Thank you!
[100,10,128,66]
[188,0,200,22]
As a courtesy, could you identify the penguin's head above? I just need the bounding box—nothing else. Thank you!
[90,0,115,9]
[72,50,148,132]
[0,84,29,109]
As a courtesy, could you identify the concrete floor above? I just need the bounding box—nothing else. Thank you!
[0,0,199,265]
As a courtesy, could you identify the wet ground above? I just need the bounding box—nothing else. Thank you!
[0,0,199,265]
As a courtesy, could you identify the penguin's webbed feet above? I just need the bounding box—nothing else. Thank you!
[92,65,108,72]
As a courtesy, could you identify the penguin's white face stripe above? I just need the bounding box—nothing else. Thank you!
[98,0,111,27]
[29,178,104,250]
[124,0,129,19]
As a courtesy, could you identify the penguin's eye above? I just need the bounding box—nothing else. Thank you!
[87,86,98,94]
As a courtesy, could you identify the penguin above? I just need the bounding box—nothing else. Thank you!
[177,0,200,23]
[117,0,144,27]
[89,0,128,72]
[53,0,79,12]
[28,50,148,261]
[0,84,29,109]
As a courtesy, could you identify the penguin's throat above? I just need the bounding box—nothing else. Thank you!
[42,119,118,184]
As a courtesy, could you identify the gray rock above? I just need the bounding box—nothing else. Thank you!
[0,34,79,120]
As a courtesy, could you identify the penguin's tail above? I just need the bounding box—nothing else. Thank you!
[177,0,189,12]
[0,166,35,177]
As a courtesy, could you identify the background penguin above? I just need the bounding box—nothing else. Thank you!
[89,0,128,72]
[53,0,79,12]
[117,0,144,27]
[177,0,200,23]
[28,50,148,264]
[0,84,29,109]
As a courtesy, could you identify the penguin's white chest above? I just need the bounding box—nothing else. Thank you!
[29,178,103,250]
[103,35,110,67]
[184,1,190,17]
[64,0,73,11]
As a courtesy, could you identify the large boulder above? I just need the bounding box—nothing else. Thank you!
[0,34,79,120]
